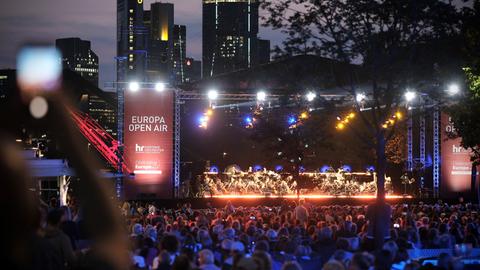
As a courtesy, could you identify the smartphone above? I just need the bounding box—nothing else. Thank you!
[17,45,62,94]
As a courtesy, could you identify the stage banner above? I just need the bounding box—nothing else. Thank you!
[440,112,478,195]
[124,89,174,199]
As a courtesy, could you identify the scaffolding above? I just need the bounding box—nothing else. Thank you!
[407,109,414,172]
[419,110,426,188]
[433,108,440,197]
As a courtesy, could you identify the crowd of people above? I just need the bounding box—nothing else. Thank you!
[198,169,393,197]
[38,197,480,270]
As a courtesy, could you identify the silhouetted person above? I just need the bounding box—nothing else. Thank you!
[44,208,75,269]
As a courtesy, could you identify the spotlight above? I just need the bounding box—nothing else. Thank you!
[207,89,218,100]
[198,115,208,129]
[342,165,352,172]
[320,165,330,173]
[395,111,402,119]
[257,91,267,102]
[299,111,309,119]
[288,116,297,125]
[275,165,283,172]
[447,83,460,96]
[155,82,166,92]
[129,81,140,92]
[209,166,219,173]
[356,93,366,102]
[253,165,263,172]
[306,91,316,102]
[404,90,416,102]
[244,116,253,124]
[336,123,345,130]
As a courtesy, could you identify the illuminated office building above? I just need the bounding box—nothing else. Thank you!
[117,0,148,82]
[173,24,186,84]
[56,38,99,86]
[56,37,116,138]
[202,0,269,77]
[184,57,201,83]
[146,2,174,82]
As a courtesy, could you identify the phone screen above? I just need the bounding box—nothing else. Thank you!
[17,45,62,93]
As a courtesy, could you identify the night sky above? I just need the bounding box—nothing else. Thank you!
[0,0,284,88]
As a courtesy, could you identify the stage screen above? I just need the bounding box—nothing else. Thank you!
[124,88,174,199]
[441,112,478,196]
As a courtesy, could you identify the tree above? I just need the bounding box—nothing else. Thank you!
[448,1,480,200]
[449,69,480,199]
[261,0,463,248]
[249,99,334,182]
[262,0,461,197]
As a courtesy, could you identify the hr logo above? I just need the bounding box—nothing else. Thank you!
[452,144,467,153]
[135,144,144,152]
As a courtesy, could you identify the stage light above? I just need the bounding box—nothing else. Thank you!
[155,82,165,92]
[275,165,283,172]
[320,165,330,173]
[356,93,366,102]
[244,116,252,124]
[404,90,416,102]
[300,111,309,119]
[198,115,208,129]
[395,111,402,119]
[253,165,263,172]
[306,91,316,102]
[207,89,218,100]
[447,83,460,96]
[210,166,219,173]
[206,109,213,116]
[348,112,355,118]
[288,116,297,125]
[299,166,306,173]
[129,81,140,92]
[366,165,375,172]
[342,165,352,172]
[257,91,266,102]
[336,123,345,130]
[382,123,388,129]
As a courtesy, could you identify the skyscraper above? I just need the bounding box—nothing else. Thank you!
[257,38,270,65]
[146,2,174,82]
[173,24,186,84]
[117,0,148,82]
[203,0,269,77]
[56,38,99,86]
[56,37,117,138]
[184,57,202,83]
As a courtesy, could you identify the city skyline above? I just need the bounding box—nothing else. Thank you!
[0,0,284,88]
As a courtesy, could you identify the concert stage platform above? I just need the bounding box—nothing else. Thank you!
[148,194,418,208]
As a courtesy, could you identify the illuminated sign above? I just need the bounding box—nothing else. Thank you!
[440,112,479,196]
[124,89,174,199]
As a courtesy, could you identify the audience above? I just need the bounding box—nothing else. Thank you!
[39,199,480,270]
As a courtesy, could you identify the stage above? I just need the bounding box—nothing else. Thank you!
[143,194,425,208]
[207,194,411,200]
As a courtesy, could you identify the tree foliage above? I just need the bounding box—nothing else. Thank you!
[249,101,335,175]
[261,0,463,200]
[449,68,480,165]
